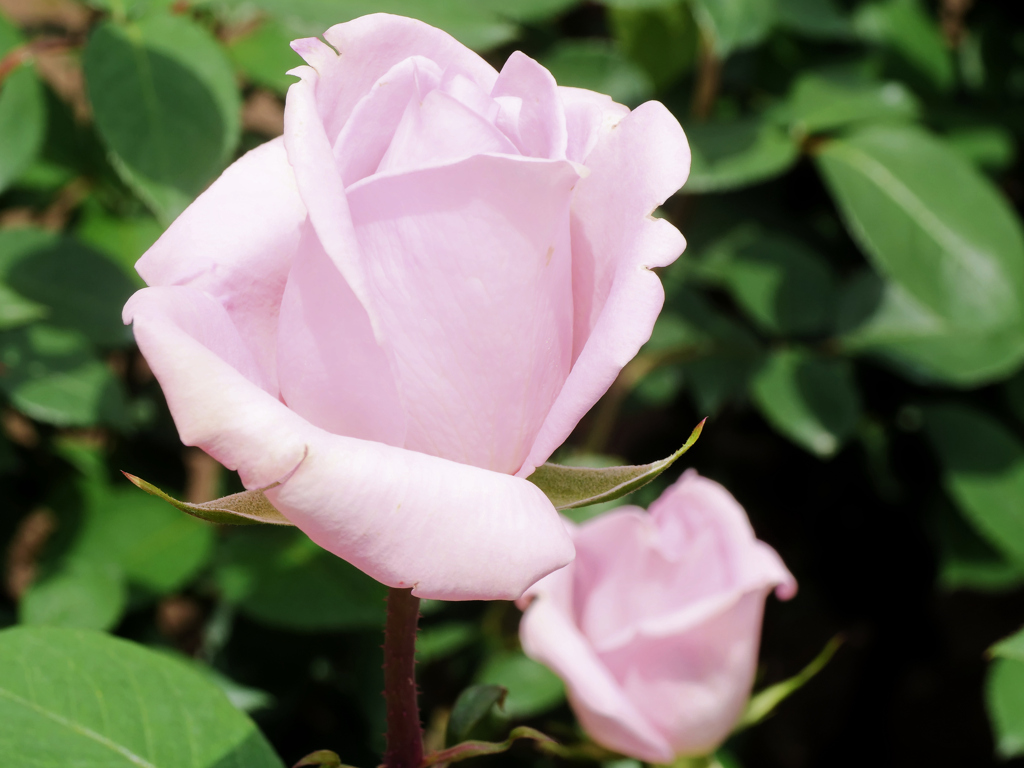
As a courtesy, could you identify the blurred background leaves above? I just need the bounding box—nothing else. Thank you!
[2,0,1024,766]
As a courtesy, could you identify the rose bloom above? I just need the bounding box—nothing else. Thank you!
[519,471,796,762]
[123,14,690,600]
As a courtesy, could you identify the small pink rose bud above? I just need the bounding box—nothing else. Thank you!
[519,470,796,763]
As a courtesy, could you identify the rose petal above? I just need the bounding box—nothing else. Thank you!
[649,470,797,603]
[346,154,579,473]
[520,588,675,764]
[333,56,444,187]
[491,51,567,160]
[598,592,768,757]
[300,13,499,141]
[132,137,306,394]
[519,101,690,476]
[125,285,574,600]
[377,88,518,175]
[285,64,377,329]
[276,223,406,446]
[559,86,629,165]
[574,473,795,651]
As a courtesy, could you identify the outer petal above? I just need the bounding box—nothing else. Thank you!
[572,508,743,652]
[650,470,797,602]
[346,154,578,473]
[599,592,768,757]
[133,137,306,394]
[521,582,675,764]
[276,223,406,446]
[491,51,567,160]
[124,286,574,601]
[575,472,795,651]
[519,101,690,476]
[305,13,499,141]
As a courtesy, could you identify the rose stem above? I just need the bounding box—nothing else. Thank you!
[382,587,424,768]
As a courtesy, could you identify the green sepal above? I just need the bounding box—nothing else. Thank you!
[528,419,705,510]
[423,726,556,767]
[735,634,843,731]
[122,472,293,526]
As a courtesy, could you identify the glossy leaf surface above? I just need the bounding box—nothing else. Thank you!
[0,626,285,767]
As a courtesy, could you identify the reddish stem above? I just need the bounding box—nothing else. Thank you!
[382,587,423,768]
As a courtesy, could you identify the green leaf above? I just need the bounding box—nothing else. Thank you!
[776,0,852,39]
[5,237,137,347]
[78,490,215,594]
[695,226,837,336]
[0,325,130,428]
[816,124,1024,332]
[943,126,1017,172]
[934,499,1024,593]
[991,628,1024,662]
[0,625,284,767]
[690,0,777,57]
[226,19,303,95]
[214,528,388,632]
[656,287,765,413]
[244,0,517,52]
[84,14,242,223]
[124,472,293,526]
[924,404,1024,567]
[474,0,582,23]
[736,635,842,730]
[751,349,861,458]
[0,283,47,330]
[603,0,681,7]
[0,67,46,194]
[426,726,556,766]
[48,440,216,596]
[540,40,654,107]
[416,622,478,665]
[18,559,127,631]
[475,651,565,719]
[778,72,919,137]
[75,198,164,283]
[836,270,1024,387]
[608,2,697,91]
[853,0,953,90]
[446,684,507,746]
[527,419,704,510]
[0,14,46,194]
[987,658,1024,759]
[684,116,799,193]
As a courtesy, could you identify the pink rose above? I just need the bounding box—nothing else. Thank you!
[122,14,690,600]
[519,471,796,762]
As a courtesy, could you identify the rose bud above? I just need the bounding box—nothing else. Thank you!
[519,470,796,762]
[121,14,691,601]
